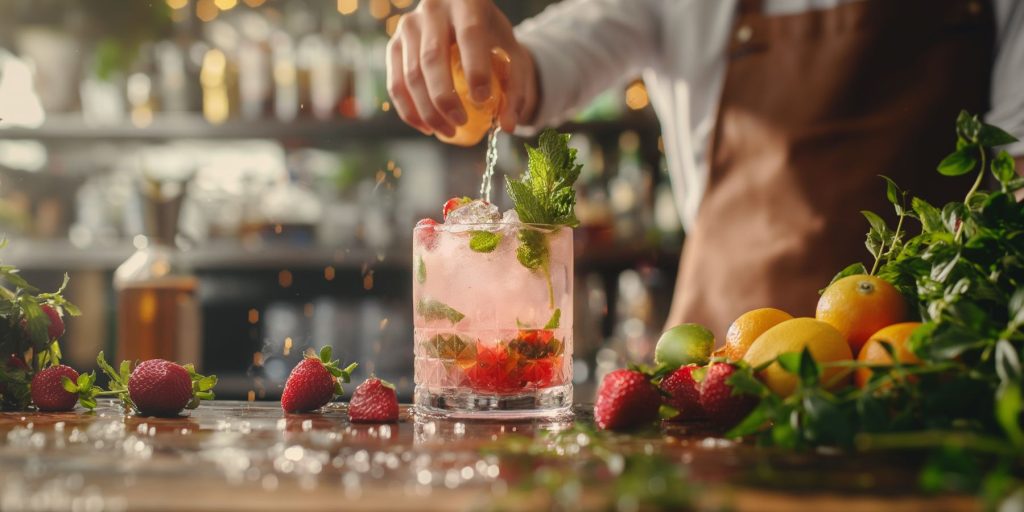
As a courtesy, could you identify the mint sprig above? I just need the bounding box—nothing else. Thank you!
[505,129,582,227]
[416,298,465,324]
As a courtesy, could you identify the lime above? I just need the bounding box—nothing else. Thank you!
[655,323,715,369]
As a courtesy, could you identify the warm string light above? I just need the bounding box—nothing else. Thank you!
[385,14,403,36]
[625,81,649,110]
[166,0,189,9]
[214,0,238,10]
[196,0,219,21]
[243,0,266,6]
[338,0,358,15]
[369,0,390,19]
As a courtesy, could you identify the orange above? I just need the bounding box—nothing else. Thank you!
[436,45,504,147]
[854,322,922,388]
[716,308,793,362]
[815,274,907,355]
[742,318,854,397]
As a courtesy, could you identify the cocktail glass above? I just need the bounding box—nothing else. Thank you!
[413,221,573,418]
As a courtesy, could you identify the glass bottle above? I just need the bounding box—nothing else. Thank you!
[114,175,202,367]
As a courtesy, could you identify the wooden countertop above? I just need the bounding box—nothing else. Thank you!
[0,400,978,511]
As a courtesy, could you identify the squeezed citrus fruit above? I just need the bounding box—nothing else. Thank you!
[855,322,922,388]
[742,317,853,397]
[816,274,907,355]
[436,45,504,147]
[716,308,793,362]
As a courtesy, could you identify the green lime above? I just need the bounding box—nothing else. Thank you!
[655,323,715,369]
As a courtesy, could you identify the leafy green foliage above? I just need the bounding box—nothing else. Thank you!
[468,231,502,253]
[0,242,81,410]
[61,371,102,411]
[505,129,582,227]
[515,229,547,270]
[544,308,561,330]
[726,112,1024,498]
[415,255,426,284]
[315,345,358,397]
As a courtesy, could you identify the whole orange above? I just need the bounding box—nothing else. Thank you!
[816,274,907,355]
[855,322,922,388]
[716,308,793,362]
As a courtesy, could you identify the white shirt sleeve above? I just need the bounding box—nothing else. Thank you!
[987,0,1024,157]
[513,0,661,132]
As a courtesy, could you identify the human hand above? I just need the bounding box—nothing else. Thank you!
[386,0,538,137]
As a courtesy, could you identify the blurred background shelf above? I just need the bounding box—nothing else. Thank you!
[0,113,659,145]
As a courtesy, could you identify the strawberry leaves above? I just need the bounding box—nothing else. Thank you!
[95,351,219,415]
[316,346,358,397]
[60,371,102,411]
[184,364,218,409]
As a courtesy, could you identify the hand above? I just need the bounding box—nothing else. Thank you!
[386,0,538,137]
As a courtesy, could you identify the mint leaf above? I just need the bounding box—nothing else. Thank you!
[505,129,582,227]
[417,298,465,324]
[416,256,427,284]
[937,147,977,176]
[516,230,547,270]
[544,308,561,329]
[469,231,502,253]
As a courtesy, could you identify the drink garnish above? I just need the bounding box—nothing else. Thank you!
[505,129,582,227]
[416,298,465,324]
[416,256,427,284]
[469,231,502,253]
[544,308,561,329]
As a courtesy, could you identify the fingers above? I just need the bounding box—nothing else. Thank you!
[451,0,495,105]
[401,19,456,137]
[386,37,430,134]
[417,3,467,128]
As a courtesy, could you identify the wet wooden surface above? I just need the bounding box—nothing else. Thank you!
[0,400,977,511]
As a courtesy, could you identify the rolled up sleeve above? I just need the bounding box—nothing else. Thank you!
[987,0,1024,158]
[513,0,660,133]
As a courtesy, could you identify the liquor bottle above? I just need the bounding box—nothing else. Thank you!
[114,174,202,367]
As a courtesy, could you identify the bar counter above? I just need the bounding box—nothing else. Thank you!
[0,400,977,511]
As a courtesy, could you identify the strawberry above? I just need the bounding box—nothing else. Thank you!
[95,352,217,417]
[5,354,28,372]
[348,377,399,423]
[442,196,473,219]
[128,360,196,417]
[415,218,439,250]
[30,365,79,411]
[41,304,65,340]
[594,369,660,430]
[660,364,704,421]
[281,346,358,413]
[698,362,757,429]
[466,343,518,393]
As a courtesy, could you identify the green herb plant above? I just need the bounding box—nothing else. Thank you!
[725,111,1024,503]
[0,241,82,411]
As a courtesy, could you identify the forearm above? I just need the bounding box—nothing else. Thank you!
[514,0,659,131]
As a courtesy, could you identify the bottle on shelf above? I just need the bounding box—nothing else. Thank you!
[114,173,202,367]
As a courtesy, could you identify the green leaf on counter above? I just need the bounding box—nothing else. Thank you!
[469,231,502,253]
[417,298,465,324]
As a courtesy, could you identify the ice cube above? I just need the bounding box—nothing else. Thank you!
[501,209,521,225]
[444,199,500,225]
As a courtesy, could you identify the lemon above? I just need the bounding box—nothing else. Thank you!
[742,317,853,397]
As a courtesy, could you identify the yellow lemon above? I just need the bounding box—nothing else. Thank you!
[742,317,853,397]
[716,308,793,362]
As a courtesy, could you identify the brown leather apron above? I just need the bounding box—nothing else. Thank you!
[672,0,994,339]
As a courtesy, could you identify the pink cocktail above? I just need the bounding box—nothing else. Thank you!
[413,218,573,417]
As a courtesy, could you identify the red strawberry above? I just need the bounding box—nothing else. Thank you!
[30,365,79,411]
[415,218,439,250]
[594,369,660,431]
[128,360,195,417]
[442,196,473,219]
[41,305,65,340]
[698,362,757,429]
[660,364,704,421]
[281,347,358,413]
[466,343,518,393]
[5,354,29,372]
[348,377,399,423]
